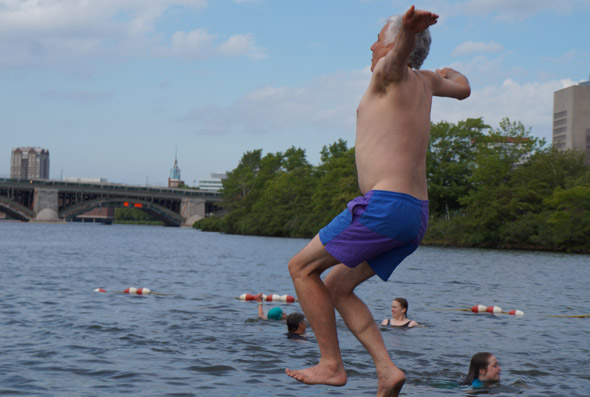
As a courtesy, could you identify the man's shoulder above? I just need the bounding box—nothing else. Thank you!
[370,66,434,92]
[415,69,439,86]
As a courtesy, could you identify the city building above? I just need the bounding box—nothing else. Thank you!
[10,147,50,180]
[198,173,226,192]
[168,151,184,188]
[552,80,590,162]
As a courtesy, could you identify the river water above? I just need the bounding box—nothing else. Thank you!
[1,222,588,396]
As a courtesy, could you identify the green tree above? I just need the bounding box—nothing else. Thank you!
[222,149,263,211]
[545,185,590,250]
[312,139,359,229]
[458,118,545,245]
[427,118,487,219]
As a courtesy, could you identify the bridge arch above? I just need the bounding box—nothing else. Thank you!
[60,198,184,227]
[0,197,34,221]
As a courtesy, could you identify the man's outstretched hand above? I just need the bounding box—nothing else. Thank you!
[403,5,439,34]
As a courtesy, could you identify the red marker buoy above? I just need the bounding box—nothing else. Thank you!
[486,306,502,314]
[94,288,106,293]
[265,294,281,302]
[508,309,524,316]
[471,304,487,313]
[239,293,256,301]
[281,294,295,303]
[124,287,151,295]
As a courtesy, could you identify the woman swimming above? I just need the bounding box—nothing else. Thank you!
[465,352,501,388]
[381,297,418,328]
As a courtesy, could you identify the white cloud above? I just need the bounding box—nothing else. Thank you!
[180,68,370,136]
[432,78,578,142]
[218,33,266,59]
[453,41,503,56]
[170,29,216,59]
[0,0,264,70]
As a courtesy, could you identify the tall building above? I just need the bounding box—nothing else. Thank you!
[168,150,184,188]
[10,147,50,179]
[552,80,590,162]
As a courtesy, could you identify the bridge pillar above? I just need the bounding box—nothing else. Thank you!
[181,198,206,227]
[33,188,60,222]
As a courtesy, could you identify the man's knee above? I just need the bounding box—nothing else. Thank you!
[287,255,302,279]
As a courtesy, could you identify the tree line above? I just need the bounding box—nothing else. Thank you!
[195,117,590,253]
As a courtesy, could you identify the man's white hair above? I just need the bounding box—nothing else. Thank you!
[384,15,431,70]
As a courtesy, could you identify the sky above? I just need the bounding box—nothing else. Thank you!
[1,0,589,187]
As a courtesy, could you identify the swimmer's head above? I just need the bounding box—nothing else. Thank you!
[286,312,305,332]
[466,352,501,384]
[267,307,284,320]
[393,297,409,315]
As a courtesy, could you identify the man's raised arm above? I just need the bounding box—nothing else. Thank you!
[378,5,438,82]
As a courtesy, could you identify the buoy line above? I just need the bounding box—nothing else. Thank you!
[431,304,524,316]
[238,293,297,303]
[433,305,589,318]
[94,287,167,295]
[546,314,590,318]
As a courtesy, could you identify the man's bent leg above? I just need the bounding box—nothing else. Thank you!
[286,234,347,386]
[325,263,406,397]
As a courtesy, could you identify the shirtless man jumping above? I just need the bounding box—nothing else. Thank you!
[286,5,470,396]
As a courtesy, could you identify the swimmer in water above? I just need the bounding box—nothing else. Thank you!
[254,292,287,320]
[381,298,418,328]
[465,352,501,388]
[286,312,308,340]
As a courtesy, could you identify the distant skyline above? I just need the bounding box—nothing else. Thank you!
[1,0,589,186]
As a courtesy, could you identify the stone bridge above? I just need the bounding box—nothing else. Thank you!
[0,178,223,227]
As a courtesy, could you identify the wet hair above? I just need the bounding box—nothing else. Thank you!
[394,297,409,315]
[465,352,493,385]
[384,15,431,69]
[286,312,305,332]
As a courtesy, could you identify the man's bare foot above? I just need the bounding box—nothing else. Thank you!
[377,365,405,397]
[285,363,347,386]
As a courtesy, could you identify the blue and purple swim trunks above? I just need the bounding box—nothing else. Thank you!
[319,190,429,281]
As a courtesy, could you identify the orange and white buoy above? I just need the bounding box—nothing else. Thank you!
[281,294,295,303]
[508,309,524,316]
[265,294,282,302]
[124,287,151,295]
[94,288,107,293]
[470,304,503,314]
[239,293,256,301]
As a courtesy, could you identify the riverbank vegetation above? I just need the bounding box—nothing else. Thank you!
[194,117,590,253]
[114,208,163,226]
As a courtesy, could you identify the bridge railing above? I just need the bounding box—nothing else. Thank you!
[0,178,223,200]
